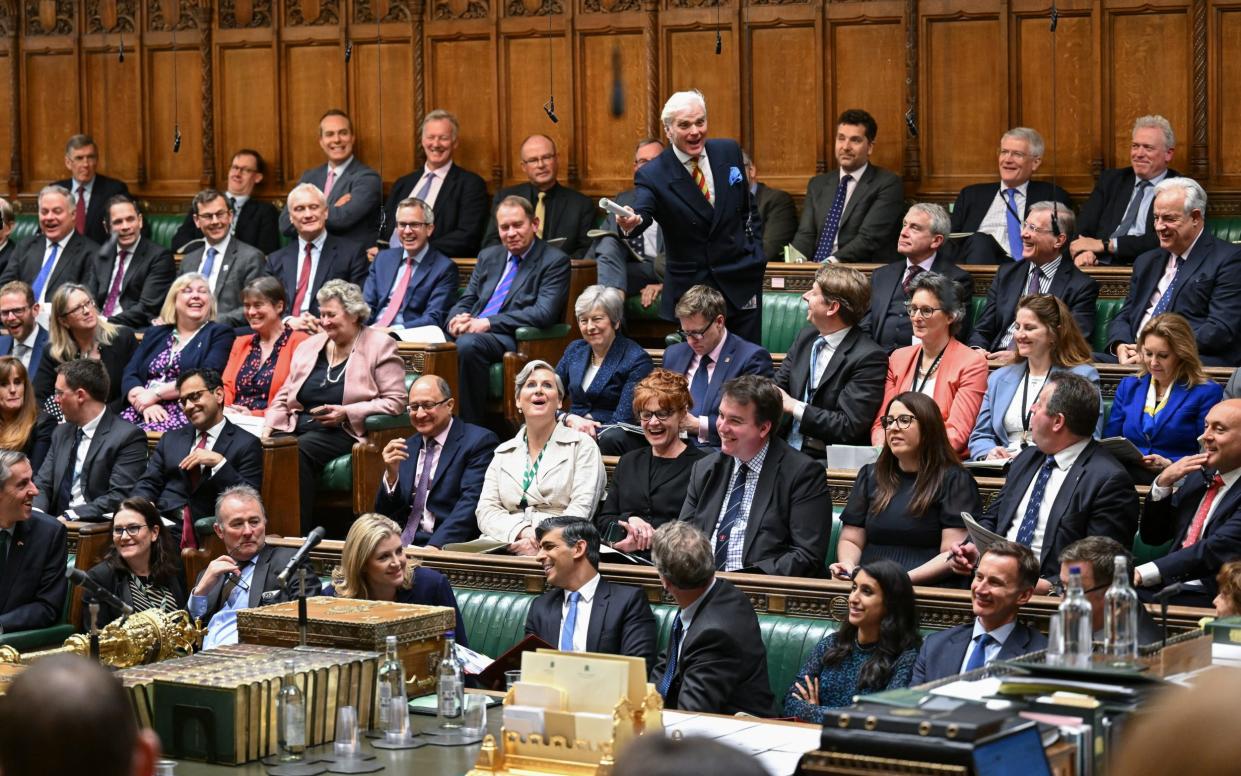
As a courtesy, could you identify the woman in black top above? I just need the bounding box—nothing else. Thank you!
[82,498,187,630]
[831,391,980,586]
[596,369,705,557]
[35,282,139,413]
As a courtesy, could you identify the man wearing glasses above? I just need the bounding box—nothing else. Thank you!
[265,183,369,333]
[91,195,174,330]
[481,134,596,258]
[133,368,263,549]
[968,201,1099,361]
[363,198,459,332]
[170,149,282,254]
[374,375,498,548]
[33,358,146,523]
[178,189,268,328]
[0,281,47,374]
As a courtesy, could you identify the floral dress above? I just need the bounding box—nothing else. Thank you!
[120,342,188,431]
[233,328,293,412]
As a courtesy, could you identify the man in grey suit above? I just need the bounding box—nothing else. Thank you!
[179,189,267,328]
[590,138,666,298]
[791,109,904,263]
[33,359,147,522]
[279,109,383,248]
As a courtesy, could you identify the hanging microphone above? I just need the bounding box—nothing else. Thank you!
[715,31,722,54]
[118,33,125,63]
[904,109,919,138]
[345,41,354,62]
[277,527,327,587]
[544,98,559,124]
[68,567,135,616]
[1050,4,1059,31]
[610,46,624,118]
[1048,1,1061,239]
[173,125,182,153]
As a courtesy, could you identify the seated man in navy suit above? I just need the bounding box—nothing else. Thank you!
[525,516,657,668]
[0,281,47,376]
[0,186,98,330]
[1103,177,1241,367]
[364,197,459,333]
[1135,399,1241,607]
[0,450,67,634]
[600,284,772,457]
[911,540,1047,684]
[53,134,135,246]
[374,375,498,548]
[266,183,369,334]
[132,368,263,550]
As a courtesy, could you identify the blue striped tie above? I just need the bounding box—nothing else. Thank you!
[32,243,59,300]
[1005,189,1024,261]
[479,254,520,319]
[714,462,749,570]
[1014,455,1056,547]
[657,616,684,699]
[1149,256,1186,318]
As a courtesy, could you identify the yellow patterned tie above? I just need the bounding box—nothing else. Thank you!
[690,157,711,205]
[534,191,546,238]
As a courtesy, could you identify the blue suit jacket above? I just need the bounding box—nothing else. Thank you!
[630,139,766,321]
[265,234,369,317]
[1140,469,1241,595]
[373,418,499,548]
[0,326,48,376]
[447,239,570,336]
[555,336,653,425]
[663,331,773,446]
[910,620,1047,684]
[1105,232,1241,366]
[120,322,235,396]
[0,512,68,632]
[363,245,459,330]
[1105,375,1223,460]
[968,363,1103,460]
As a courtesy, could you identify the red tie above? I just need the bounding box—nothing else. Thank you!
[75,186,87,234]
[292,242,314,315]
[1182,474,1225,548]
[690,157,710,204]
[179,430,209,550]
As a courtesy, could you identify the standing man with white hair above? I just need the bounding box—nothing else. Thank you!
[616,90,767,344]
[1071,115,1180,266]
[1103,177,1241,366]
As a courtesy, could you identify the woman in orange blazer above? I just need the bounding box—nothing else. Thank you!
[264,280,408,534]
[870,272,988,459]
[222,276,310,416]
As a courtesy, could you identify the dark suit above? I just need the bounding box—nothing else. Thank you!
[481,182,596,259]
[32,409,147,520]
[0,238,15,275]
[525,577,658,668]
[0,513,68,632]
[121,322,235,397]
[363,245,459,330]
[595,445,707,544]
[1105,232,1241,365]
[662,333,773,447]
[280,159,384,247]
[90,237,175,329]
[0,325,49,378]
[194,543,322,624]
[33,327,139,412]
[630,140,767,343]
[373,418,499,548]
[755,183,798,261]
[264,234,369,317]
[179,237,268,328]
[979,441,1140,580]
[53,174,131,245]
[1139,470,1241,598]
[379,164,490,257]
[910,620,1047,684]
[862,256,975,353]
[1077,167,1182,265]
[588,188,664,294]
[774,325,888,453]
[447,239,570,423]
[791,164,904,263]
[132,419,264,528]
[680,436,832,577]
[555,336,653,425]
[171,197,282,255]
[949,180,1074,263]
[968,259,1099,352]
[0,233,99,303]
[650,578,774,716]
[82,560,188,630]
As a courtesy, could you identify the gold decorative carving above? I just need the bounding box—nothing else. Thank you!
[288,0,341,25]
[220,0,273,27]
[86,0,138,33]
[25,0,73,35]
[356,0,413,22]
[148,0,196,31]
[507,0,561,17]
[434,0,489,19]
[583,0,640,13]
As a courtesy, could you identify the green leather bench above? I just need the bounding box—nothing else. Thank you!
[13,212,185,251]
[1208,217,1241,243]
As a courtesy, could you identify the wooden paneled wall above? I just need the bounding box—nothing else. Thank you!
[0,0,1235,212]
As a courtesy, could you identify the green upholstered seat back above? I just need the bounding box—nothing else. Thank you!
[1208,217,1241,243]
[147,214,184,250]
[1093,299,1125,353]
[970,295,988,330]
[761,293,809,355]
[456,588,537,659]
[12,214,38,245]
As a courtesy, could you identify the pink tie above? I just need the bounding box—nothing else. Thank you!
[323,168,337,201]
[292,243,313,315]
[376,254,416,327]
[103,249,128,316]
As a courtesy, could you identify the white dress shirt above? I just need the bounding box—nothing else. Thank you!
[290,231,328,316]
[1137,467,1241,587]
[793,326,851,421]
[672,145,715,205]
[978,181,1029,259]
[559,573,601,653]
[383,418,454,533]
[65,407,108,513]
[1138,228,1204,332]
[1005,438,1090,558]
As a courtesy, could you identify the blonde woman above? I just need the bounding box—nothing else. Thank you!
[34,282,138,411]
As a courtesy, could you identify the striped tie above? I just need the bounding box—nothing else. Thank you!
[479,254,521,319]
[690,157,711,204]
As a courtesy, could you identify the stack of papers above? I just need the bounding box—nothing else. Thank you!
[661,711,819,776]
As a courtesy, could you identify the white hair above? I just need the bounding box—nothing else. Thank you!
[1002,127,1045,158]
[1154,176,1207,215]
[288,182,327,207]
[660,90,707,133]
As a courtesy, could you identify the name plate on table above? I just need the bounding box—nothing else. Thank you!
[236,598,455,697]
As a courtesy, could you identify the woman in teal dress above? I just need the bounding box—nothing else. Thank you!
[784,560,922,721]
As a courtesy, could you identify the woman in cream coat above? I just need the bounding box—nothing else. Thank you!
[476,359,606,555]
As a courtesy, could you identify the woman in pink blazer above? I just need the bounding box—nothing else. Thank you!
[265,280,407,534]
[870,272,988,459]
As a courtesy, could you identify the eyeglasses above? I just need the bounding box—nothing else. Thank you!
[997,148,1032,161]
[63,299,95,318]
[112,524,147,537]
[396,221,430,231]
[639,409,674,422]
[195,209,230,223]
[1021,221,1055,234]
[229,164,258,174]
[179,389,212,406]
[880,414,916,430]
[409,398,451,412]
[522,153,557,166]
[0,306,28,318]
[904,304,943,319]
[678,321,716,340]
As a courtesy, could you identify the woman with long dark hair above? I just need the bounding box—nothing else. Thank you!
[834,391,980,586]
[81,497,187,630]
[784,560,921,720]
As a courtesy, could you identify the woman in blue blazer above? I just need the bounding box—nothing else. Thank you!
[1105,313,1223,470]
[120,274,235,431]
[969,295,1102,460]
[556,285,653,435]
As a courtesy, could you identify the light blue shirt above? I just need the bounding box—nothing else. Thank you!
[959,618,1018,673]
[188,558,258,649]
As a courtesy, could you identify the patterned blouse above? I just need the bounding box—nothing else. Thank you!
[128,574,180,614]
[120,339,188,431]
[783,632,919,722]
[233,328,294,412]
